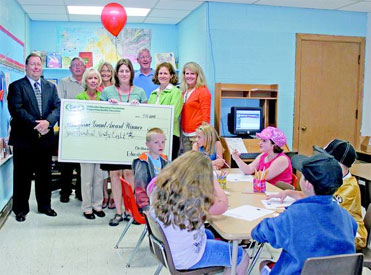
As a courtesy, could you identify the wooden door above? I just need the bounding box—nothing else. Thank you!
[294,34,364,155]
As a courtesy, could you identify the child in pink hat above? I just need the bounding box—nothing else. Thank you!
[231,126,293,186]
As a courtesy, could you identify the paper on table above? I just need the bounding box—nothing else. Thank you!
[227,173,254,182]
[224,138,247,153]
[261,196,296,209]
[223,205,274,221]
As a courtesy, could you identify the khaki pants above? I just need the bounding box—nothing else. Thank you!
[80,163,104,212]
[181,135,196,154]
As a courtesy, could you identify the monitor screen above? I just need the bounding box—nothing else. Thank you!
[228,107,263,136]
[236,109,261,132]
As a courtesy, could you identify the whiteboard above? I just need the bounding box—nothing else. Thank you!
[58,99,174,164]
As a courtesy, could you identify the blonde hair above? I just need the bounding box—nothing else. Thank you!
[146,128,165,142]
[82,67,102,90]
[98,61,115,86]
[152,151,215,231]
[197,122,222,155]
[180,62,207,91]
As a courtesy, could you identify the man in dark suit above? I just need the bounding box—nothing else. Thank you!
[8,53,60,222]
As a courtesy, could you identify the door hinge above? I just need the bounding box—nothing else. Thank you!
[358,55,360,65]
[356,109,358,119]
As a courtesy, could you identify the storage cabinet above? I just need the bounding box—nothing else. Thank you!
[214,83,278,136]
[214,83,279,166]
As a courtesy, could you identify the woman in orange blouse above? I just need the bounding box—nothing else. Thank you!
[180,62,211,153]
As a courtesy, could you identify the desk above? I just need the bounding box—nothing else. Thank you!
[356,150,371,163]
[350,163,371,207]
[210,169,282,274]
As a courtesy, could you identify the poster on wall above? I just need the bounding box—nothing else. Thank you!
[57,27,151,67]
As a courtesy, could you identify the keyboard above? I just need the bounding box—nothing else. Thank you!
[239,153,259,159]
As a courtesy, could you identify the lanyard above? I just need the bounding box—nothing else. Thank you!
[116,86,132,102]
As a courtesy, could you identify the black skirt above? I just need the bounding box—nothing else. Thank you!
[100,164,131,171]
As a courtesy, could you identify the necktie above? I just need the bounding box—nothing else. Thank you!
[34,82,42,115]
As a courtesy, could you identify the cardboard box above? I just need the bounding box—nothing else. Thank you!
[360,136,371,153]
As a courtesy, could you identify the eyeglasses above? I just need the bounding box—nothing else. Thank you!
[71,63,85,68]
[138,55,151,60]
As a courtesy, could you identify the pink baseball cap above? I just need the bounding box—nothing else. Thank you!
[256,126,287,147]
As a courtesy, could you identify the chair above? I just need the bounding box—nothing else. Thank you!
[301,253,363,275]
[276,181,295,190]
[362,204,371,268]
[291,173,298,189]
[144,212,224,275]
[114,177,147,268]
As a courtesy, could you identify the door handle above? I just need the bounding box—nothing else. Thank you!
[301,126,307,131]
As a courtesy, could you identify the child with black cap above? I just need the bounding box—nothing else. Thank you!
[267,139,367,250]
[252,152,357,275]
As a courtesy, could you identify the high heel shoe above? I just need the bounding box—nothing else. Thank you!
[108,198,116,209]
[102,198,109,209]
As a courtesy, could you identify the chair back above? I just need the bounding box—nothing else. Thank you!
[364,205,371,244]
[144,212,224,275]
[120,177,146,224]
[291,173,298,189]
[301,253,363,275]
[276,181,295,190]
[144,212,178,272]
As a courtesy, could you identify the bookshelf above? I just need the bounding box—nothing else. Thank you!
[214,83,279,166]
[214,83,278,135]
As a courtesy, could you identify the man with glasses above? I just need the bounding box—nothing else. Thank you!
[133,48,158,99]
[57,57,86,203]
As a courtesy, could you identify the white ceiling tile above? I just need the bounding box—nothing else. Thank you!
[144,17,182,24]
[155,0,203,10]
[66,14,145,22]
[339,1,371,12]
[126,16,146,23]
[22,5,66,14]
[63,0,157,8]
[67,14,102,22]
[28,13,69,21]
[209,0,257,3]
[255,0,359,10]
[149,9,191,18]
[17,0,64,4]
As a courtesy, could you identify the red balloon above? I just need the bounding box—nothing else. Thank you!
[101,3,127,37]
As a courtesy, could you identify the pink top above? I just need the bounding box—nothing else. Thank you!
[258,152,293,185]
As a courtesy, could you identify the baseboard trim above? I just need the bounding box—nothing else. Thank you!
[0,199,12,230]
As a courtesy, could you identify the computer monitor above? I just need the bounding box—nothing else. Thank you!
[227,107,264,137]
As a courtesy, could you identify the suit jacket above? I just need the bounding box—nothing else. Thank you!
[8,76,60,149]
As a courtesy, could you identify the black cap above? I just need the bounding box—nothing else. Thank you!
[292,153,343,195]
[324,139,356,168]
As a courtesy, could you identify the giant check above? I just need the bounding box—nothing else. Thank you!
[58,99,174,164]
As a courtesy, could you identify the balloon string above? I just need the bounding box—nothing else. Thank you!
[115,37,118,61]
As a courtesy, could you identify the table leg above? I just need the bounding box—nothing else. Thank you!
[231,240,239,274]
[246,242,265,275]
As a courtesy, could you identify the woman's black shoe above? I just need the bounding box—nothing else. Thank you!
[93,209,105,217]
[83,212,95,219]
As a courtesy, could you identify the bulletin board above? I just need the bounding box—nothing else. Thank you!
[0,25,25,71]
[0,25,25,139]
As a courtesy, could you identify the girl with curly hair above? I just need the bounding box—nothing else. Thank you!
[151,151,249,274]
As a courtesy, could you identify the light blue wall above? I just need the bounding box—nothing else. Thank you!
[0,0,30,81]
[0,0,29,212]
[179,2,367,146]
[30,21,178,78]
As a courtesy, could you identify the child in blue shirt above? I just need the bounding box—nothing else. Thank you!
[192,122,224,169]
[252,153,357,275]
[132,128,168,211]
